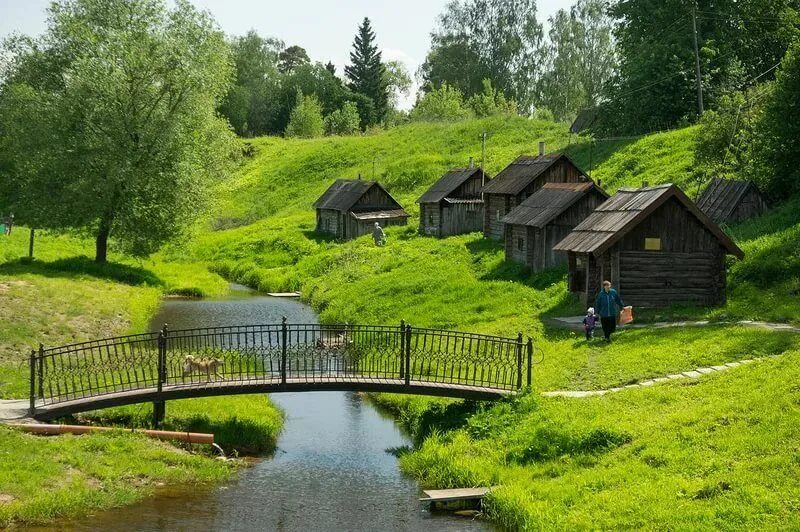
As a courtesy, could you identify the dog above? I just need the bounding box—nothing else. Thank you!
[182,355,225,381]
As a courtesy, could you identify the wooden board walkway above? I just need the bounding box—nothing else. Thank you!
[266,292,300,297]
[420,487,493,503]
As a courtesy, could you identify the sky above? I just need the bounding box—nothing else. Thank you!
[0,0,570,109]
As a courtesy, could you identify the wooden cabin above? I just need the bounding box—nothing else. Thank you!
[696,177,767,225]
[416,165,490,237]
[553,184,744,308]
[314,179,409,241]
[502,182,608,271]
[481,146,590,240]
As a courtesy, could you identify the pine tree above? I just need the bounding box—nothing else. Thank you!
[345,17,389,125]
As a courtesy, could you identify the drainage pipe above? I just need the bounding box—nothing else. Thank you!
[9,423,214,445]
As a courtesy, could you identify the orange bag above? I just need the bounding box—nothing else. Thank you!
[619,306,634,325]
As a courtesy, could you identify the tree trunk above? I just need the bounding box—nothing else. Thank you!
[95,217,112,263]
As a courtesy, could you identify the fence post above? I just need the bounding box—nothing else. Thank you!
[281,317,288,385]
[399,320,405,380]
[29,350,36,415]
[153,324,168,429]
[37,343,44,400]
[526,338,533,388]
[516,333,524,390]
[404,324,411,386]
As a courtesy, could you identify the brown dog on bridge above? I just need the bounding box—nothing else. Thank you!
[182,355,225,381]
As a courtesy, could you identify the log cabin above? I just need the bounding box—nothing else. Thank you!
[314,179,409,241]
[553,184,744,308]
[502,182,608,271]
[696,177,767,225]
[416,163,490,237]
[481,143,590,240]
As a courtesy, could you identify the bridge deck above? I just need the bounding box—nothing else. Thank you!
[32,376,513,420]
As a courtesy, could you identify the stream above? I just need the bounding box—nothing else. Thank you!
[57,285,490,531]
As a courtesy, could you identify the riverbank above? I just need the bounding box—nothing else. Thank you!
[0,231,285,527]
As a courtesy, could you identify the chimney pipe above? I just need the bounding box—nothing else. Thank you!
[468,157,474,169]
[597,178,602,188]
[357,173,361,180]
[538,141,545,156]
[642,181,649,188]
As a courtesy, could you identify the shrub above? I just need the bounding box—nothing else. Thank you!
[285,90,324,138]
[468,79,517,117]
[323,101,361,136]
[410,83,472,122]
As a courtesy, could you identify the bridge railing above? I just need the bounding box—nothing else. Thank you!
[29,321,534,410]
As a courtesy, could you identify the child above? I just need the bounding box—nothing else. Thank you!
[583,307,599,341]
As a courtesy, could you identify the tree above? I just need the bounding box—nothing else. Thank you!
[0,0,236,263]
[539,0,616,121]
[468,79,517,117]
[278,45,310,74]
[420,0,545,111]
[384,60,412,110]
[324,101,361,135]
[345,17,389,125]
[324,61,337,76]
[410,83,472,121]
[285,90,324,138]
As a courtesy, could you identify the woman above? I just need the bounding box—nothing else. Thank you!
[595,280,624,342]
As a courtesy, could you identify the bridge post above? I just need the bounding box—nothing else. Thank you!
[152,400,165,429]
[281,317,288,384]
[516,333,523,390]
[404,324,411,386]
[38,343,44,400]
[153,325,168,429]
[526,337,533,388]
[29,350,36,415]
[399,320,405,380]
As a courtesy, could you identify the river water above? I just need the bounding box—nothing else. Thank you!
[60,286,489,531]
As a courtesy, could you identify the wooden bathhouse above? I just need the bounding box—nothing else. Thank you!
[314,179,409,241]
[502,182,608,271]
[481,145,590,240]
[696,177,767,225]
[553,184,744,308]
[416,164,490,237]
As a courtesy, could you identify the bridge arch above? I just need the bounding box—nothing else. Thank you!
[28,321,534,423]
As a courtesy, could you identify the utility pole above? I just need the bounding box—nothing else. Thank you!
[692,1,704,116]
[480,131,487,186]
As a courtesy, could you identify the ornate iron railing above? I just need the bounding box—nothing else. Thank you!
[29,320,534,411]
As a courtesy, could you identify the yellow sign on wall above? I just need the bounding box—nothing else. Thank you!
[644,238,662,251]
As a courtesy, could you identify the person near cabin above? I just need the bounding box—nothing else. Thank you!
[582,307,599,341]
[595,280,624,342]
[372,222,386,246]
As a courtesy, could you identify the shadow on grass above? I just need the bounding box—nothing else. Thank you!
[564,137,638,176]
[301,229,338,245]
[0,256,163,287]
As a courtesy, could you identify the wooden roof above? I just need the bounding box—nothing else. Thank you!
[416,167,488,204]
[313,179,401,213]
[501,182,608,228]
[481,153,588,196]
[350,209,410,220]
[553,184,744,258]
[696,178,762,224]
[570,108,598,134]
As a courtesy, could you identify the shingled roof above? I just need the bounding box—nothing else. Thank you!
[314,179,397,212]
[696,178,762,224]
[553,184,744,258]
[481,153,588,196]
[501,182,608,228]
[416,167,487,204]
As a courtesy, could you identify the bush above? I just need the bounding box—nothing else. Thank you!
[323,101,361,136]
[410,83,472,122]
[468,79,517,117]
[285,90,324,138]
[533,107,555,122]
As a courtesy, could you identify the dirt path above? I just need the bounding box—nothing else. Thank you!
[548,316,800,334]
[0,400,33,423]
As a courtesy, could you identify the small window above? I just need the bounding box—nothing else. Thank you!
[428,213,434,224]
[645,238,662,251]
[496,209,501,220]
[517,237,524,251]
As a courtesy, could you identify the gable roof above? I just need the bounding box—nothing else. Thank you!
[553,184,744,259]
[696,178,762,224]
[481,153,588,196]
[313,179,398,212]
[501,182,608,228]
[570,108,598,134]
[416,167,487,204]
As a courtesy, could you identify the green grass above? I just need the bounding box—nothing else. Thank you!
[0,425,234,527]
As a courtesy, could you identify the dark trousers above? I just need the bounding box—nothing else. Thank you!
[600,316,617,340]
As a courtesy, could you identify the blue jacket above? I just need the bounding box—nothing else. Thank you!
[595,288,624,318]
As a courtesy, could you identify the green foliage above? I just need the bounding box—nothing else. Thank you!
[467,79,517,117]
[0,0,237,261]
[284,90,324,138]
[384,59,412,110]
[345,17,389,125]
[324,101,361,136]
[277,44,310,74]
[410,83,472,122]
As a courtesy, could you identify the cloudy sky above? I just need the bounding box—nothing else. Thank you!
[0,0,570,108]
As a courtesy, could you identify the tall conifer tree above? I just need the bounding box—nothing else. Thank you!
[345,17,389,125]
